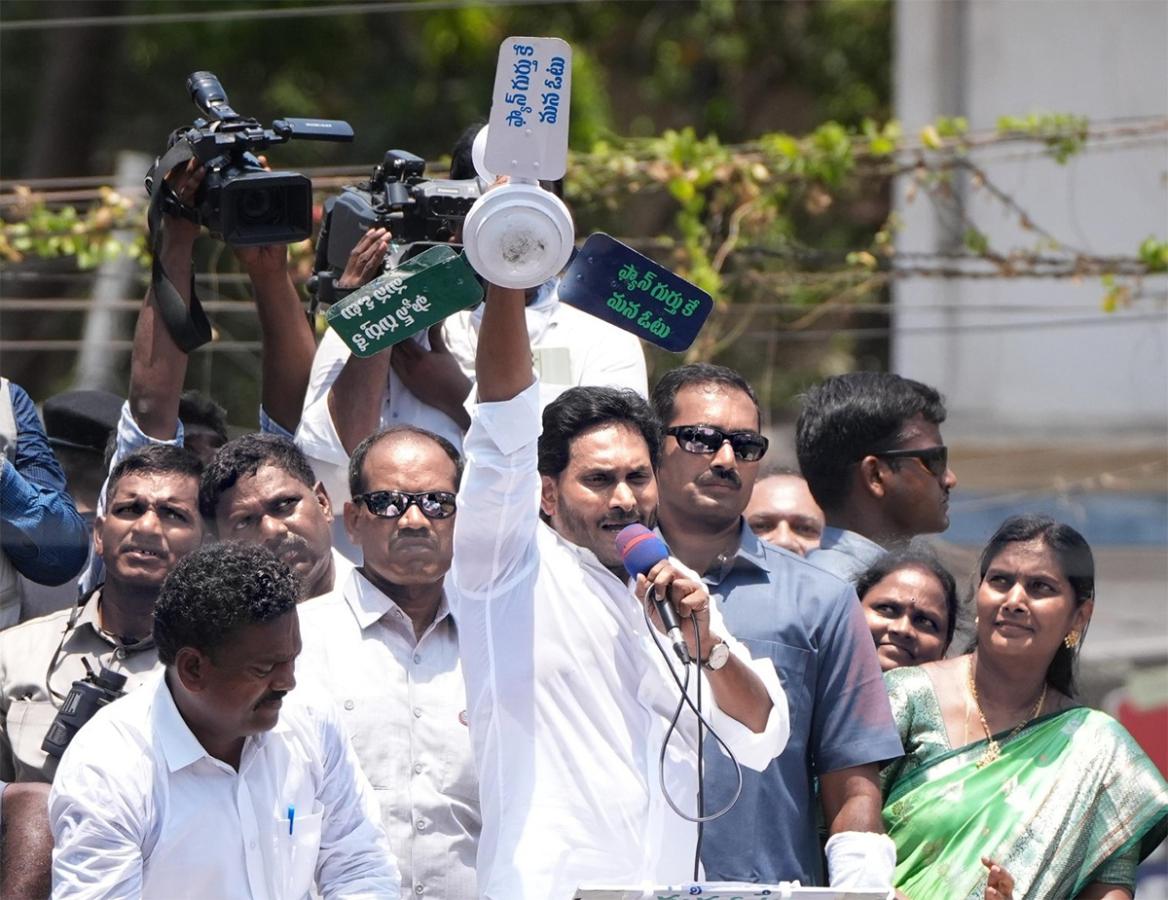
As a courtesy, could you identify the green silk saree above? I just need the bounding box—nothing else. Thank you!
[882,666,1168,899]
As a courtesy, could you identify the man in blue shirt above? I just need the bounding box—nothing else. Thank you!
[653,363,903,890]
[0,379,89,628]
[796,373,959,581]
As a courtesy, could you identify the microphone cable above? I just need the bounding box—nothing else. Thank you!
[641,590,744,881]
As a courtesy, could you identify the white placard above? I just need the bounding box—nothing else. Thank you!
[485,36,571,182]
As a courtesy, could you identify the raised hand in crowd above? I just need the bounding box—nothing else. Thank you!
[336,226,391,291]
[130,159,204,445]
[232,239,316,436]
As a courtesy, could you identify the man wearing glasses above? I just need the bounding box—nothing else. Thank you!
[652,364,902,892]
[295,426,478,900]
[796,372,958,581]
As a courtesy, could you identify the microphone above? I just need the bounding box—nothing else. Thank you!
[615,524,692,665]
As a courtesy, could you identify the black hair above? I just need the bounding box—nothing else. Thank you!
[855,542,959,651]
[449,121,563,196]
[538,386,663,478]
[349,425,464,497]
[795,372,947,513]
[105,444,203,507]
[449,122,484,180]
[154,542,300,666]
[179,389,229,444]
[977,514,1094,697]
[199,434,317,522]
[651,363,761,428]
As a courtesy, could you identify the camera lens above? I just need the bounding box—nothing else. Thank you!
[238,187,274,222]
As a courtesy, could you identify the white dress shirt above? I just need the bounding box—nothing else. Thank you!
[450,381,790,900]
[296,329,465,563]
[297,569,479,900]
[442,279,649,412]
[49,670,400,900]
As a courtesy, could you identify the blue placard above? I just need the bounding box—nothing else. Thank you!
[557,233,713,352]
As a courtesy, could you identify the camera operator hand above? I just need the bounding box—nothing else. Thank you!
[390,324,472,430]
[161,159,205,249]
[130,159,206,444]
[337,227,391,290]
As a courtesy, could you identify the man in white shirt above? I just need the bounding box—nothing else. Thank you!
[450,281,790,899]
[441,276,649,410]
[298,425,478,900]
[49,542,400,900]
[199,434,353,601]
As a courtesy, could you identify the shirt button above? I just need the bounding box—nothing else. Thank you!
[413,653,422,664]
[344,700,355,711]
[249,840,257,850]
[413,762,423,774]
[413,707,422,718]
[415,819,427,831]
[415,886,425,895]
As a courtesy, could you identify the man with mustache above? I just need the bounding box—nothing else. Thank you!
[49,542,400,899]
[797,372,958,581]
[296,426,477,900]
[0,445,204,784]
[652,364,903,892]
[199,434,352,601]
[449,285,790,899]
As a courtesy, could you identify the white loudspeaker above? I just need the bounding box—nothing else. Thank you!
[461,180,575,290]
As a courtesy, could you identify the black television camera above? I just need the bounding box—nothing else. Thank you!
[146,71,353,246]
[308,150,480,305]
[41,661,127,760]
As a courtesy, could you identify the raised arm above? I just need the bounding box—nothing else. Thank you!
[325,227,392,454]
[234,243,316,436]
[129,160,203,443]
[474,282,533,402]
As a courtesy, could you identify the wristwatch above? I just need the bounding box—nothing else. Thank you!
[702,637,730,671]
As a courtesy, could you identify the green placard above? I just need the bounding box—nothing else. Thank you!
[325,245,484,357]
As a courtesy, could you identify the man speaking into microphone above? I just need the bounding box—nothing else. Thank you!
[449,280,789,900]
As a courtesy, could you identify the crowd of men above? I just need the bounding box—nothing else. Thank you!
[0,156,964,900]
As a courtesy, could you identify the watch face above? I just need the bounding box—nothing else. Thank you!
[706,641,730,670]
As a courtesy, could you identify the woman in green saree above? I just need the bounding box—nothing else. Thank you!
[881,515,1168,899]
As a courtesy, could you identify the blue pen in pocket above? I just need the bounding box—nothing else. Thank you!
[287,805,295,835]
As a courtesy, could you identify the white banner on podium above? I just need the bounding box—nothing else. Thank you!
[573,885,890,900]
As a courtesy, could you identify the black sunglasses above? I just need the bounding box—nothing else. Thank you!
[873,445,949,478]
[666,425,770,462]
[354,490,457,520]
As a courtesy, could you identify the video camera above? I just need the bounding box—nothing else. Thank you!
[146,71,353,246]
[41,661,127,760]
[308,149,480,305]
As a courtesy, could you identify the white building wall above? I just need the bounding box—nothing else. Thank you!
[893,0,1168,438]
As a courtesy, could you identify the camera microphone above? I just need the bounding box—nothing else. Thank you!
[615,524,692,665]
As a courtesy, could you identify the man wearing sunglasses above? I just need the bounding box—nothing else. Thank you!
[449,285,789,900]
[295,425,478,900]
[796,372,958,581]
[652,364,902,893]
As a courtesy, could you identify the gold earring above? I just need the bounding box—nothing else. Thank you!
[1064,631,1080,649]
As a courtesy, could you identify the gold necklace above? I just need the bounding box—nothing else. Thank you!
[966,654,1047,769]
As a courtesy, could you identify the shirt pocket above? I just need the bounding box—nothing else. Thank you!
[5,698,57,780]
[740,638,812,748]
[273,800,324,900]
